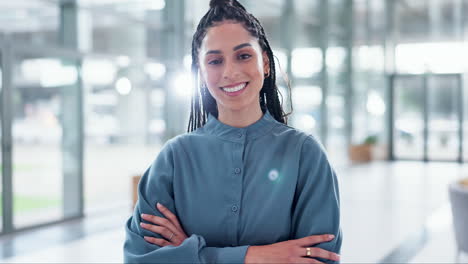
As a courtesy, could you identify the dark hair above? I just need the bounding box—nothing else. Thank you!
[187,0,292,132]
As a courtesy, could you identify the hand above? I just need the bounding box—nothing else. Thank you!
[245,234,340,264]
[140,203,188,247]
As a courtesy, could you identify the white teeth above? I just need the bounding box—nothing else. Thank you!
[222,83,247,93]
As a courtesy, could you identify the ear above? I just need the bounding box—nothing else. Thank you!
[262,51,270,75]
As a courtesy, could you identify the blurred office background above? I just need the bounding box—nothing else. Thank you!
[0,0,468,263]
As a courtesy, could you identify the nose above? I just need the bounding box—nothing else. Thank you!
[222,59,240,80]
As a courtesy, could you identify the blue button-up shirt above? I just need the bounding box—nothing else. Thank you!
[124,111,342,263]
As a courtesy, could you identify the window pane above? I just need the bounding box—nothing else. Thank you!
[465,75,468,162]
[0,51,3,232]
[464,0,468,162]
[83,56,164,213]
[290,85,322,137]
[394,77,424,160]
[3,1,59,47]
[12,55,80,228]
[427,76,460,160]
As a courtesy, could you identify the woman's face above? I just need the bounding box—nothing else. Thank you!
[198,21,269,114]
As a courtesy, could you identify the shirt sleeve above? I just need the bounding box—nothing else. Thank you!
[291,135,343,264]
[123,141,249,263]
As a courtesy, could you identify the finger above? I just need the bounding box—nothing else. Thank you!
[298,247,340,262]
[141,214,179,235]
[306,258,324,264]
[156,203,185,233]
[140,222,175,241]
[291,257,324,264]
[143,236,173,247]
[296,234,335,246]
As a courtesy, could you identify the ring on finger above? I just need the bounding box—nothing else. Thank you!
[169,232,174,241]
[306,247,311,257]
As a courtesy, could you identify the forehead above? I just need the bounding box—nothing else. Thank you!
[201,21,259,51]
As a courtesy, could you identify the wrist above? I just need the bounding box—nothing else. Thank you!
[244,245,259,264]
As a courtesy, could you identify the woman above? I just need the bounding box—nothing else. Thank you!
[124,0,342,263]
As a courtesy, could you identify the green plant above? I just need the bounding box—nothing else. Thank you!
[363,135,378,145]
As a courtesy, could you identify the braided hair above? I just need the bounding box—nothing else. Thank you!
[187,0,291,132]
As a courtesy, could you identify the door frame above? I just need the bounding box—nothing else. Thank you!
[388,73,464,163]
[0,37,85,235]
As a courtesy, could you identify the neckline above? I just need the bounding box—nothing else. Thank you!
[204,110,278,142]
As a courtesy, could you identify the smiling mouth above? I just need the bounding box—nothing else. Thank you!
[220,82,248,93]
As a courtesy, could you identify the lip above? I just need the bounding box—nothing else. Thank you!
[221,82,248,88]
[220,82,248,97]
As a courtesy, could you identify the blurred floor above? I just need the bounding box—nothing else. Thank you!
[1,161,467,263]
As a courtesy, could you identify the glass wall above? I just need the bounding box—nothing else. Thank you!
[352,0,387,160]
[0,49,3,232]
[289,0,322,140]
[352,0,371,147]
[2,0,468,234]
[365,0,386,157]
[11,53,80,228]
[79,3,167,211]
[326,0,352,163]
[7,1,59,48]
[1,0,173,227]
[427,75,461,161]
[393,76,425,160]
[393,0,468,162]
[82,55,166,213]
[7,0,172,215]
[465,72,468,162]
[465,74,468,162]
[464,0,468,163]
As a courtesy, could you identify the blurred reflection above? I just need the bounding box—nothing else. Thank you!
[291,85,322,135]
[394,77,424,160]
[396,42,467,74]
[82,59,117,86]
[21,59,78,88]
[172,72,193,99]
[115,77,132,95]
[326,47,346,71]
[272,49,288,77]
[4,1,59,47]
[291,48,322,78]
[366,91,385,117]
[427,76,460,160]
[393,74,463,161]
[0,56,3,232]
[82,56,164,213]
[144,62,166,80]
[12,55,76,228]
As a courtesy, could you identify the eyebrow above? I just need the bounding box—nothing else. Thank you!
[205,43,252,55]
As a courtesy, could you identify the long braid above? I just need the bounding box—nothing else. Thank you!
[187,0,292,132]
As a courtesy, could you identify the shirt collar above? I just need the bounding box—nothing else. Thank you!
[204,110,277,142]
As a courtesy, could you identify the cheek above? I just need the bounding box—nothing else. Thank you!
[202,67,222,86]
[250,57,265,76]
[201,69,223,97]
[207,72,221,86]
[248,63,264,81]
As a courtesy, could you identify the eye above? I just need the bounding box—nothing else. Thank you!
[208,59,222,65]
[238,53,252,60]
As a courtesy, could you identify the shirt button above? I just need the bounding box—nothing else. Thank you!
[231,205,238,212]
[234,168,241,174]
